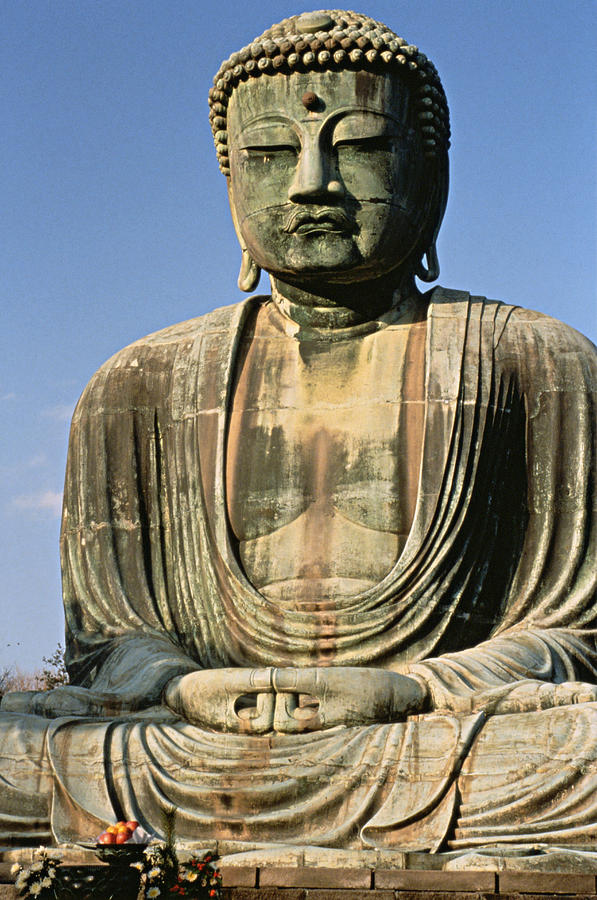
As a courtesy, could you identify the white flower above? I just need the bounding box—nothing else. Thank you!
[30,862,44,873]
[185,871,198,882]
[10,863,21,875]
[147,888,161,898]
[41,877,52,888]
[30,884,43,897]
[15,872,28,890]
[148,867,161,879]
[48,867,57,878]
[132,861,144,871]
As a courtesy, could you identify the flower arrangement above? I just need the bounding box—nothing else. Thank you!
[132,808,222,900]
[10,811,222,900]
[133,846,222,898]
[11,847,60,898]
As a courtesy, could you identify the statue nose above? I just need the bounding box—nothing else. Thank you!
[288,146,344,202]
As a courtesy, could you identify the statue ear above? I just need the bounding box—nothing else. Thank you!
[228,182,262,293]
[415,153,447,284]
[238,249,261,292]
[415,242,440,283]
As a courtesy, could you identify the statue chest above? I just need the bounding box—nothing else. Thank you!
[225,303,426,603]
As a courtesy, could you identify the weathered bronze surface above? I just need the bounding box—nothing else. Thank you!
[0,10,596,866]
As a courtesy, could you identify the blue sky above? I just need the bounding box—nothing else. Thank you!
[2,1,596,671]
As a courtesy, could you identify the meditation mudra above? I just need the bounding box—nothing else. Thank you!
[2,10,597,858]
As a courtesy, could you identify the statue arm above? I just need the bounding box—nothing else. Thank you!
[1,633,200,718]
[9,335,208,719]
[408,627,597,713]
[409,310,597,715]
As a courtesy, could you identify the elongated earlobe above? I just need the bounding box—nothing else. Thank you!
[238,249,261,292]
[416,243,440,283]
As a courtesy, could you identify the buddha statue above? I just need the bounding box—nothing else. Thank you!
[1,10,596,863]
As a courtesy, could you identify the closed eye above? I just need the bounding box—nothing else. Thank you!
[334,136,397,152]
[244,145,298,158]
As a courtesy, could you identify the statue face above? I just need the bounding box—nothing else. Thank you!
[227,69,428,285]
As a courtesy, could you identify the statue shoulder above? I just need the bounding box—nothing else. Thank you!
[495,303,596,361]
[501,304,595,345]
[488,303,596,396]
[106,299,248,359]
[433,288,594,353]
[72,299,253,420]
[430,287,595,390]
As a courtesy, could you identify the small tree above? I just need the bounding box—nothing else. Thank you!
[0,644,69,701]
[38,643,69,690]
[0,666,43,700]
[0,666,13,701]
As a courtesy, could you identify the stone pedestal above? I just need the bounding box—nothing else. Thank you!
[4,850,597,900]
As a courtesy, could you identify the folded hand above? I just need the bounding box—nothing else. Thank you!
[163,666,429,734]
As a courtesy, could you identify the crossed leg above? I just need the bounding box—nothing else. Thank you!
[452,702,597,849]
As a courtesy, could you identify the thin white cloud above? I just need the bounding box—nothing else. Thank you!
[12,490,63,517]
[26,453,48,468]
[0,453,48,478]
[1,392,16,402]
[41,403,76,422]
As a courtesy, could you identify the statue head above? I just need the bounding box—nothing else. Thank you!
[209,11,449,294]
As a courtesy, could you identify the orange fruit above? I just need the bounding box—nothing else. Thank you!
[98,832,116,844]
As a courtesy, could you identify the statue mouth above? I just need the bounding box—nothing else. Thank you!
[283,207,355,236]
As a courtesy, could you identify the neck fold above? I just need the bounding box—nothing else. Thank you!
[270,276,424,334]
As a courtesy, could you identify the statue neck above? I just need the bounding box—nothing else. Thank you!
[270,273,423,331]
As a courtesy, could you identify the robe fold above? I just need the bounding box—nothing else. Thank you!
[2,287,596,849]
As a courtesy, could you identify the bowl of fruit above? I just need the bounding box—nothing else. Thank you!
[82,820,150,866]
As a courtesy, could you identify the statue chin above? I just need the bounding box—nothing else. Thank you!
[1,8,596,867]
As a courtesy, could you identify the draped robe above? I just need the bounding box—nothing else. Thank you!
[1,287,596,851]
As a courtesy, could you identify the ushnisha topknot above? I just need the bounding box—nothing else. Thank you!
[209,9,450,176]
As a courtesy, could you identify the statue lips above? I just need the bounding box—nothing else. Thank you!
[283,207,356,237]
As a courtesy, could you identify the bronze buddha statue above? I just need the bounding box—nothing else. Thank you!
[1,10,596,863]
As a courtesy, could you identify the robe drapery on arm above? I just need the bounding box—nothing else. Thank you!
[47,287,597,848]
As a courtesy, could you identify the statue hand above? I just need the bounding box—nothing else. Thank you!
[163,667,428,734]
[270,667,428,733]
[163,669,276,733]
[0,685,141,718]
[483,679,597,715]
